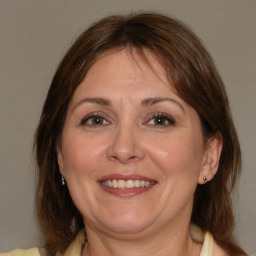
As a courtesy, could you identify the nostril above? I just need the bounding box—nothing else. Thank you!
[109,154,138,163]
[110,156,119,161]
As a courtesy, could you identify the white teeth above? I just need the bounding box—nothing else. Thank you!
[107,180,112,187]
[112,179,118,188]
[126,180,134,188]
[117,180,125,189]
[101,179,155,188]
[134,180,140,187]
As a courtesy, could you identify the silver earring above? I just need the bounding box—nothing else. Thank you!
[61,175,66,186]
[203,176,208,183]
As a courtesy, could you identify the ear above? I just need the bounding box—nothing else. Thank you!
[198,132,223,184]
[56,145,65,176]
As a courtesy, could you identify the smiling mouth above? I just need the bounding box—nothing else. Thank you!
[99,175,157,197]
[101,179,156,189]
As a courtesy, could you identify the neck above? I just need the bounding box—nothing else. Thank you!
[82,221,202,256]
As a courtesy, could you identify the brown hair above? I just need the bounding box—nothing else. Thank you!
[35,12,245,255]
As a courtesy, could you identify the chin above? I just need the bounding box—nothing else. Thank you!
[100,220,154,236]
[91,208,158,236]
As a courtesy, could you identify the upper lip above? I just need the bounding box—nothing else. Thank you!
[98,174,156,182]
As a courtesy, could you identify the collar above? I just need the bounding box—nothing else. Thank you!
[62,228,213,256]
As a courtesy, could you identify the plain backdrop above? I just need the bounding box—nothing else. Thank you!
[0,0,255,254]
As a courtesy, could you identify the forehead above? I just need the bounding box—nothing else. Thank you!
[71,48,176,101]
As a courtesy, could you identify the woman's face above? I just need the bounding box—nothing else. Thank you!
[58,49,210,238]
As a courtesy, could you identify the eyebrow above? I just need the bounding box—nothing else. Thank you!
[141,97,185,112]
[72,96,184,112]
[72,97,111,111]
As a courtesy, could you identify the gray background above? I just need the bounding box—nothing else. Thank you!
[0,0,255,254]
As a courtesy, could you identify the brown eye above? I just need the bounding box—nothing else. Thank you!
[154,116,168,125]
[91,116,104,125]
[147,113,176,127]
[80,114,109,126]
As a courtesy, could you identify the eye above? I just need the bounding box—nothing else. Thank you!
[80,113,110,127]
[146,113,176,127]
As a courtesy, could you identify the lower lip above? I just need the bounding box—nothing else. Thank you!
[100,184,155,197]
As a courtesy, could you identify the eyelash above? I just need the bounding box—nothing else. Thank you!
[79,112,110,127]
[145,112,176,127]
[79,112,176,128]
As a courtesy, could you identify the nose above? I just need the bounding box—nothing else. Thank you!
[107,124,145,164]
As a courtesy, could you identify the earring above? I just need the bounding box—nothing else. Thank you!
[203,176,208,183]
[61,175,66,186]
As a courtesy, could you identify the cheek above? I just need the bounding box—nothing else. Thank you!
[61,132,106,177]
[147,132,204,180]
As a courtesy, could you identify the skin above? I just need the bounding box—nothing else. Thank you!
[58,49,222,256]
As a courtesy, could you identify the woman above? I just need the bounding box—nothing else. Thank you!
[2,12,247,256]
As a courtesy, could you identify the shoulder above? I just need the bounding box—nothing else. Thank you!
[0,248,40,256]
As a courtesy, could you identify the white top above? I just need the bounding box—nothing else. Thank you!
[0,230,215,256]
[200,231,214,256]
